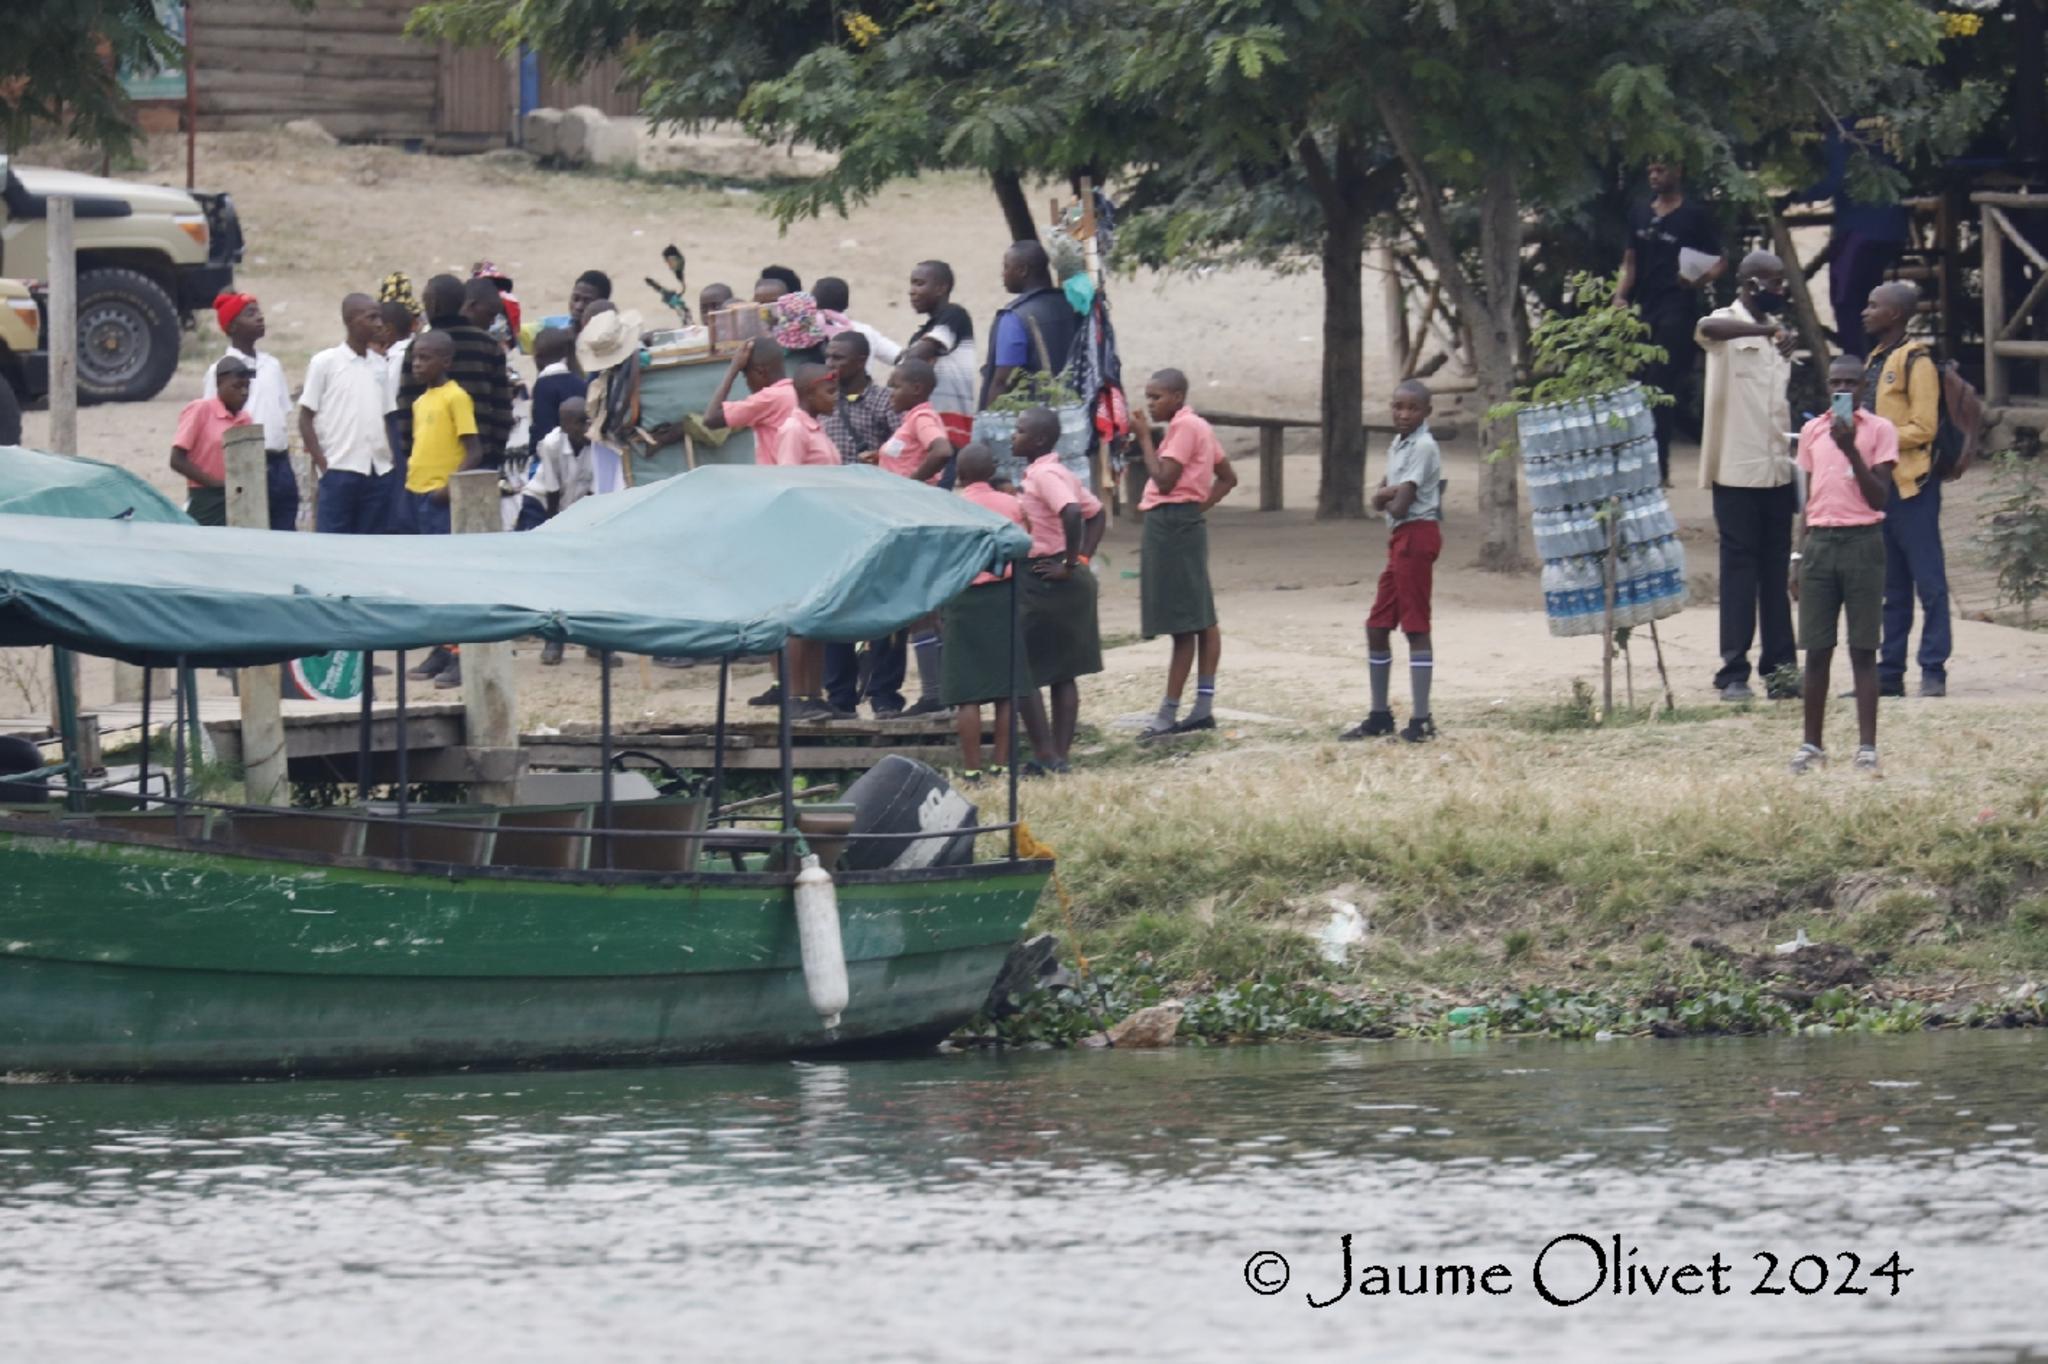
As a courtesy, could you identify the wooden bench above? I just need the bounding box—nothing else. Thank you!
[1189,413,1465,512]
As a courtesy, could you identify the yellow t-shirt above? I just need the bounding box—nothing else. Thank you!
[406,380,478,493]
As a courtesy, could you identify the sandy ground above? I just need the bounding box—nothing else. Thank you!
[11,130,2046,735]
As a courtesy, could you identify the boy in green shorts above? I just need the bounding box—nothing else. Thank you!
[1789,354,1898,774]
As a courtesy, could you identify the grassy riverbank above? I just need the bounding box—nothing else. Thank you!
[983,692,2048,1042]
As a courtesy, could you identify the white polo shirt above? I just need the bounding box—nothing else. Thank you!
[203,346,293,451]
[299,342,396,476]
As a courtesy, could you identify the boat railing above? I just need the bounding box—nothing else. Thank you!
[31,787,1026,872]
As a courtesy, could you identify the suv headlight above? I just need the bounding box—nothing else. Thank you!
[174,212,210,250]
[5,296,38,339]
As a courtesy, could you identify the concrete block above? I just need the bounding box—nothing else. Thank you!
[522,107,563,160]
[585,117,640,169]
[556,104,608,165]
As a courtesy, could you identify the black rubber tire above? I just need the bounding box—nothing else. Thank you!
[75,267,181,403]
[0,373,22,446]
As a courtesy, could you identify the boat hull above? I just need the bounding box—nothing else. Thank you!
[0,826,1049,1078]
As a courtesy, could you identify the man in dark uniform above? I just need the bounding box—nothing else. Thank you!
[1617,159,1725,486]
[981,241,1079,407]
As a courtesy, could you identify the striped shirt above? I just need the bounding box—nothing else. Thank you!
[392,317,515,468]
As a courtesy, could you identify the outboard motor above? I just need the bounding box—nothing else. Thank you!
[0,733,49,804]
[839,755,979,872]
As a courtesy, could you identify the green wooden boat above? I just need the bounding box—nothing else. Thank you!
[0,463,1043,1079]
[0,814,1049,1078]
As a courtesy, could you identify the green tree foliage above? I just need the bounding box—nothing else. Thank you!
[1983,451,2048,625]
[3,0,183,155]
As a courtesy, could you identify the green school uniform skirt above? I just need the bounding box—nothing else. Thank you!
[1021,561,1103,687]
[1139,501,1217,638]
[940,579,1032,705]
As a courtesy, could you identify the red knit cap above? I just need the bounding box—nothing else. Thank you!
[213,291,256,331]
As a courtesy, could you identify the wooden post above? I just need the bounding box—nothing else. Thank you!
[1258,425,1284,512]
[448,469,520,806]
[46,196,78,457]
[1600,496,1618,722]
[1981,200,2006,406]
[1764,203,1829,367]
[225,426,289,805]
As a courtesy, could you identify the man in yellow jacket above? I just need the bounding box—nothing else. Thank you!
[1859,281,1949,698]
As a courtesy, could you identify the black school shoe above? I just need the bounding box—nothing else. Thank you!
[407,645,454,680]
[1169,714,1216,736]
[1339,711,1397,741]
[748,684,782,707]
[1400,716,1438,743]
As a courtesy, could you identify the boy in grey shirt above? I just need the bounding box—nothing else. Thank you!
[1342,380,1443,742]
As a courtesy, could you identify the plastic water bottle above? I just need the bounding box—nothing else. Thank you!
[1542,559,1568,622]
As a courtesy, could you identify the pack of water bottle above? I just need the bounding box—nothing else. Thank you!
[1520,384,1661,513]
[1540,535,1689,637]
[1531,487,1679,559]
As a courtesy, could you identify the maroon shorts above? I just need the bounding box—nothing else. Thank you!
[1367,520,1442,634]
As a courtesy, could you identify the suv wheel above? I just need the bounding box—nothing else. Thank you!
[0,374,21,446]
[75,268,181,403]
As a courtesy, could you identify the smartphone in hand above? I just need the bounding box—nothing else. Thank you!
[1831,392,1855,422]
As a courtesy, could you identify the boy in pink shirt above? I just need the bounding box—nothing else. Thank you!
[771,364,845,468]
[1133,368,1239,739]
[1789,354,1898,775]
[940,444,1034,776]
[1015,408,1106,774]
[169,354,255,526]
[864,359,954,483]
[704,339,797,465]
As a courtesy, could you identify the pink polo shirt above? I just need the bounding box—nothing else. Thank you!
[958,480,1028,584]
[723,377,799,466]
[1797,409,1897,528]
[773,408,843,467]
[1018,452,1101,559]
[1138,406,1223,510]
[879,401,951,481]
[172,395,254,487]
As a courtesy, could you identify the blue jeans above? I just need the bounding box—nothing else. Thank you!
[401,489,451,536]
[825,634,906,712]
[266,451,300,531]
[1879,478,1950,685]
[315,468,393,534]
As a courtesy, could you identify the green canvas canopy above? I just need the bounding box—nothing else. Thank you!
[0,465,1031,667]
[0,445,192,525]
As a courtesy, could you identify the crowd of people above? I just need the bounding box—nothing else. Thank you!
[162,158,1958,779]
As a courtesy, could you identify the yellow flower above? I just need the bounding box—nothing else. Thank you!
[1942,11,1983,37]
[844,11,883,47]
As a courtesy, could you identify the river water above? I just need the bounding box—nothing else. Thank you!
[3,1032,2044,1361]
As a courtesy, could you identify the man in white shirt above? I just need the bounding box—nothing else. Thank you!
[904,260,979,452]
[298,293,396,534]
[202,291,298,530]
[1696,250,1800,702]
[812,276,902,384]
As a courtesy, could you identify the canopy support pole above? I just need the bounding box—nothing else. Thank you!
[777,648,796,854]
[137,666,152,806]
[599,650,615,870]
[171,654,189,838]
[710,655,731,822]
[395,649,410,863]
[1007,572,1020,861]
[356,652,374,804]
[51,646,84,813]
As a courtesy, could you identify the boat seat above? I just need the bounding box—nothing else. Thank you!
[361,804,499,866]
[603,795,710,874]
[491,803,594,872]
[214,810,368,859]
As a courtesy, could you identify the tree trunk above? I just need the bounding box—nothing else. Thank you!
[990,168,1039,245]
[1316,204,1368,518]
[1468,317,1524,571]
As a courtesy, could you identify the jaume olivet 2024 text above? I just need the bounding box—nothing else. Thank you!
[1241,1234,1913,1307]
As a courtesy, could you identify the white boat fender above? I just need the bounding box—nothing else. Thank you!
[794,853,849,1029]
